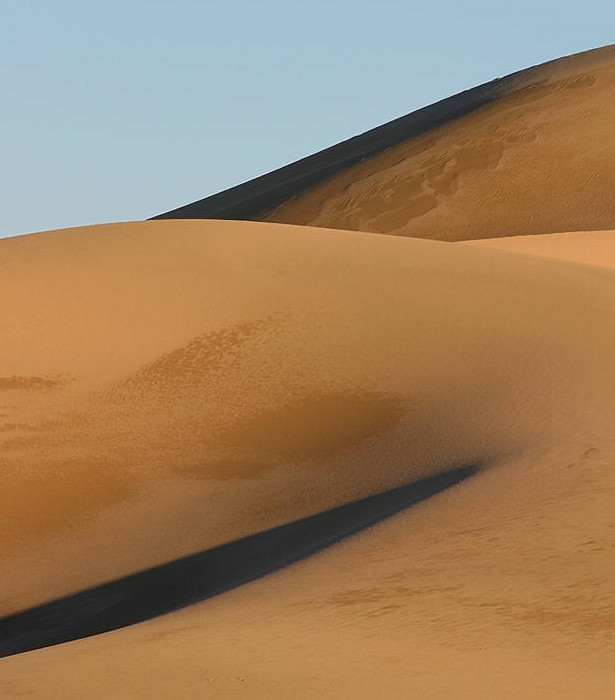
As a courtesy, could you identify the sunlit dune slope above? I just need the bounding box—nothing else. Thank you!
[2,223,615,696]
[2,218,615,628]
[260,45,615,240]
[464,229,615,267]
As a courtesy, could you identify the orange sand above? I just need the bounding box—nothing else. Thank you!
[4,41,615,700]
[464,229,615,268]
[263,46,615,241]
[5,218,610,613]
[2,220,615,697]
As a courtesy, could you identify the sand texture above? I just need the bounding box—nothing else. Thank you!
[464,229,615,267]
[3,44,615,700]
[260,46,615,241]
[152,46,615,244]
[1,219,615,696]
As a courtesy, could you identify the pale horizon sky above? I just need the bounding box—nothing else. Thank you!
[2,1,614,238]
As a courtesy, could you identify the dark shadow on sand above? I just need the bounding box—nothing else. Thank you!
[149,61,544,222]
[0,465,475,658]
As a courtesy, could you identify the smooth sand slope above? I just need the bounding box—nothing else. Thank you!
[259,46,615,241]
[465,229,615,268]
[2,220,615,697]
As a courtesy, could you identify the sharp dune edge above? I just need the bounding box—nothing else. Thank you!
[155,45,615,242]
[2,46,615,699]
[0,467,476,657]
[262,47,615,240]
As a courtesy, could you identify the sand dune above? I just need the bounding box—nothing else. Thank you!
[4,40,615,699]
[464,229,615,267]
[262,47,615,240]
[152,46,615,244]
[2,220,615,696]
[5,217,609,614]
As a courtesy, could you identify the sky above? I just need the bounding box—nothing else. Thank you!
[1,0,614,238]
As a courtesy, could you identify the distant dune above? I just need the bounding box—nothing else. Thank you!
[262,46,615,240]
[3,45,615,700]
[154,45,615,242]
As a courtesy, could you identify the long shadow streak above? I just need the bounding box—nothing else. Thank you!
[0,465,475,658]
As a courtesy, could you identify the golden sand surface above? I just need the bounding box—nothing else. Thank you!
[465,229,615,268]
[2,220,615,697]
[263,46,615,241]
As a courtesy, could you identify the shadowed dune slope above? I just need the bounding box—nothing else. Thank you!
[153,46,615,242]
[263,47,615,239]
[2,222,615,696]
[0,467,474,658]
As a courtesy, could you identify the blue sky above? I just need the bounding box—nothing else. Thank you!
[1,1,613,238]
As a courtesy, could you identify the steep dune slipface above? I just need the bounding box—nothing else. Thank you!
[2,222,615,696]
[262,46,615,240]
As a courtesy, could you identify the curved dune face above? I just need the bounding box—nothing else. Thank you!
[4,43,615,698]
[2,222,615,694]
[1,218,615,627]
[464,229,615,267]
[262,46,615,241]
